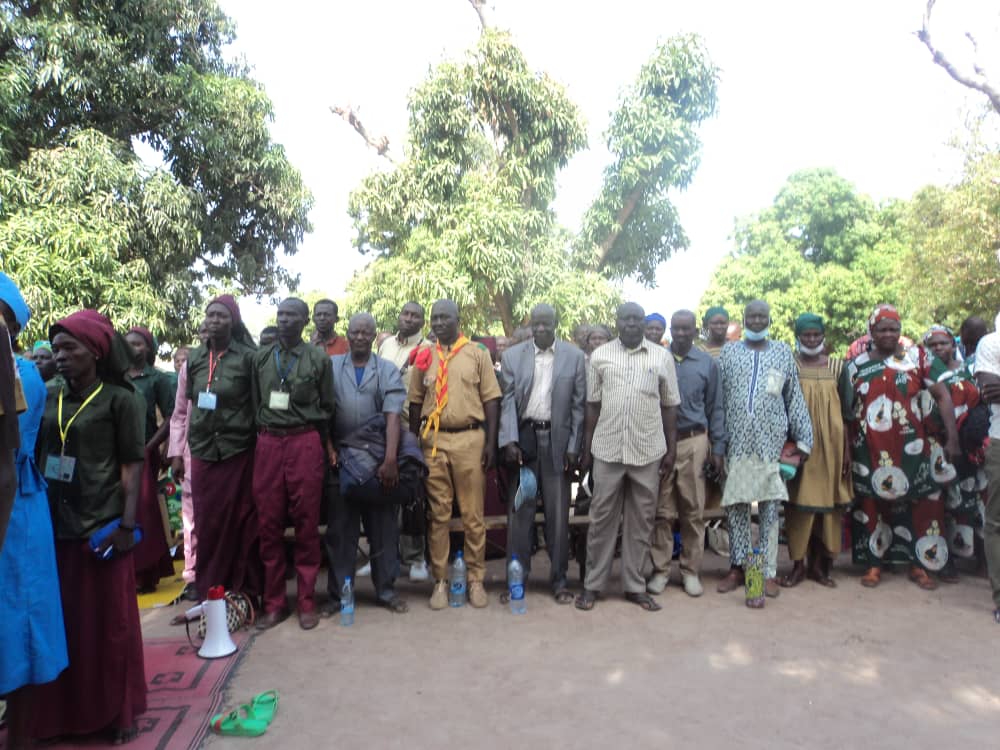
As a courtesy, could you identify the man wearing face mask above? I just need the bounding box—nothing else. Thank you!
[716,300,813,599]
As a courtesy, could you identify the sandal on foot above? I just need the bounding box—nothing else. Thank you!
[780,563,806,588]
[575,590,598,611]
[624,592,662,612]
[765,578,780,598]
[378,595,409,614]
[211,706,268,737]
[249,690,279,724]
[807,570,837,588]
[860,567,881,588]
[908,566,938,591]
[554,589,574,605]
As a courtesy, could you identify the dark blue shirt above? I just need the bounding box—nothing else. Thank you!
[670,344,727,456]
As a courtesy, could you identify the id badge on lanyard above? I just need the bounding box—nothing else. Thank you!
[199,349,223,410]
[271,349,297,411]
[51,383,103,483]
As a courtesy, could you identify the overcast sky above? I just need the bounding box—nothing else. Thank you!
[217,0,993,330]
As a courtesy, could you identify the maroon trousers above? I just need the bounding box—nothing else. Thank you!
[253,430,323,615]
[190,449,262,601]
[133,446,174,589]
[33,542,146,739]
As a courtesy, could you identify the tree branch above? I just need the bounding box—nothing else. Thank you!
[330,105,395,163]
[918,0,1000,116]
[596,184,645,268]
[467,0,489,31]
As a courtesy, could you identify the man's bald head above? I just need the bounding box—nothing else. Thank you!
[616,302,646,348]
[430,299,460,346]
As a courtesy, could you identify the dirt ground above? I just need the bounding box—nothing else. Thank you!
[142,548,1000,750]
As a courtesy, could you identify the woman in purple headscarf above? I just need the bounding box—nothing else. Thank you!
[172,295,262,601]
[32,309,147,744]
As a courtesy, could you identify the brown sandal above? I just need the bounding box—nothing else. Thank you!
[860,566,881,588]
[908,566,938,591]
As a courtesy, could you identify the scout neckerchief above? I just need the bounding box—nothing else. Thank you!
[421,334,470,456]
[58,382,104,451]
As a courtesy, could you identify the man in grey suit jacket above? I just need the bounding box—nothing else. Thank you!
[499,303,586,603]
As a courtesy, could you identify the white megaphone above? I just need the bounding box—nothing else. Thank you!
[197,586,237,660]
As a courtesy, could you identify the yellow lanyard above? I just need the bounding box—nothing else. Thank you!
[57,383,104,451]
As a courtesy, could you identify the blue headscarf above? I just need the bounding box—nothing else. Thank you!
[645,313,666,326]
[0,272,29,328]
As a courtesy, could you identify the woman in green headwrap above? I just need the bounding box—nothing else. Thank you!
[781,313,853,588]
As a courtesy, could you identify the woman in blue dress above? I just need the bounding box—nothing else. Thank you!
[0,272,68,749]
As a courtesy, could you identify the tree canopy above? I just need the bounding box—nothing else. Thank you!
[700,169,911,351]
[0,0,312,344]
[342,19,718,336]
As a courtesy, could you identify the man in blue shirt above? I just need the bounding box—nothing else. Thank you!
[647,310,727,598]
[324,313,409,614]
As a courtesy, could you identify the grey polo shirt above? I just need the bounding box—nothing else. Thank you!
[330,353,406,441]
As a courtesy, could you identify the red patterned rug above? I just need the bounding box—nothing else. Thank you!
[2,631,255,749]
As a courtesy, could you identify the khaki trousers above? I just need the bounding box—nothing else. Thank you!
[424,429,486,582]
[784,506,842,560]
[649,433,709,578]
[984,441,1000,608]
[584,456,661,594]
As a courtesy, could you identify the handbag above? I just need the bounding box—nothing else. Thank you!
[185,590,255,648]
[779,440,802,481]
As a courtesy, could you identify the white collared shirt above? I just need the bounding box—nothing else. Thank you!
[524,343,555,421]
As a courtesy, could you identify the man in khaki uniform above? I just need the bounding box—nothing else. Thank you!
[408,299,500,609]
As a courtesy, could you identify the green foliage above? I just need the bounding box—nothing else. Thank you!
[0,0,312,342]
[899,146,1000,329]
[578,34,719,283]
[346,30,716,335]
[701,169,910,352]
[0,130,201,343]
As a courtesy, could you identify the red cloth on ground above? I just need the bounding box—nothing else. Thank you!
[32,541,147,739]
[190,449,261,601]
[253,430,323,614]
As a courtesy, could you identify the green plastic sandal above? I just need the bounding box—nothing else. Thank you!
[249,690,279,725]
[210,705,268,737]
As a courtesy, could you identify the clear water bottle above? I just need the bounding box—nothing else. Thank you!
[508,554,526,615]
[449,550,467,608]
[340,575,355,626]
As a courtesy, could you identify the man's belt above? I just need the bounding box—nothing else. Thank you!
[522,420,551,431]
[676,426,707,441]
[438,421,482,433]
[259,424,316,437]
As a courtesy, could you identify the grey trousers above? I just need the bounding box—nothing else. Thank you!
[984,441,1000,608]
[584,457,661,594]
[399,528,425,567]
[506,427,571,592]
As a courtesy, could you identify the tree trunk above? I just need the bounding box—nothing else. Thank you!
[596,184,644,269]
[495,292,515,336]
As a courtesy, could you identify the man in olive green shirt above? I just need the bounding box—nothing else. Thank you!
[251,298,336,631]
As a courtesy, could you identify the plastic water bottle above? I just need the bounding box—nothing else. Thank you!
[508,554,526,615]
[449,551,467,607]
[340,576,355,626]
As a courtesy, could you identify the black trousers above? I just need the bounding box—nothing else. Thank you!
[324,471,399,602]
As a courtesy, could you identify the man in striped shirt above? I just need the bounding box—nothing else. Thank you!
[576,302,680,612]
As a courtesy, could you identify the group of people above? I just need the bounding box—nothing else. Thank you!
[4,268,1000,746]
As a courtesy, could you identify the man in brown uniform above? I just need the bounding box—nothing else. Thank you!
[408,300,500,609]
